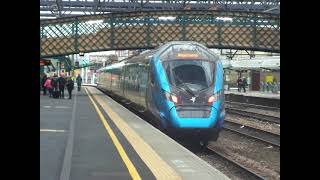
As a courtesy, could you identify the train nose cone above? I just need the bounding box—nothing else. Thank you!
[169,106,219,128]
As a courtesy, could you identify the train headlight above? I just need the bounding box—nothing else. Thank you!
[208,96,216,106]
[164,91,179,104]
[171,95,178,104]
[208,90,224,106]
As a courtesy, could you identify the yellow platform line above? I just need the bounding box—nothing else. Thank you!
[85,88,142,180]
[85,87,182,180]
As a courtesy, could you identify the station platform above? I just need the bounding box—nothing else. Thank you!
[225,90,280,99]
[40,86,229,180]
[81,83,97,87]
[224,90,280,108]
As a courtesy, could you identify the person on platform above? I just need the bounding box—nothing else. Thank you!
[237,77,242,92]
[242,77,247,93]
[66,77,74,99]
[41,74,47,95]
[76,74,82,91]
[51,76,58,93]
[57,74,66,99]
[60,70,65,77]
[266,82,271,92]
[71,76,76,82]
[44,77,53,98]
[271,77,278,93]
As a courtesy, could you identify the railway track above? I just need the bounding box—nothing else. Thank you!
[206,145,266,180]
[224,120,280,148]
[177,139,268,180]
[226,107,280,124]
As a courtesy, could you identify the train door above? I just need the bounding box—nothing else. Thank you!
[138,64,148,109]
[132,64,140,105]
[126,65,134,102]
[146,61,158,115]
[123,66,130,100]
[120,66,126,97]
[125,64,139,104]
[105,69,112,91]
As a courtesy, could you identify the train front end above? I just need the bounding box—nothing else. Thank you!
[154,42,225,143]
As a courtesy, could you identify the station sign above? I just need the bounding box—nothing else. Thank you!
[265,75,274,83]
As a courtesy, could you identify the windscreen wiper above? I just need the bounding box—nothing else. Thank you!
[198,86,211,92]
[174,74,195,97]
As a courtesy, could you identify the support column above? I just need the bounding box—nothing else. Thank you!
[91,73,95,84]
[57,61,60,76]
[72,54,76,77]
[84,67,88,84]
[81,66,85,83]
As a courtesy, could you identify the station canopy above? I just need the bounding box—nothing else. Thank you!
[222,57,280,70]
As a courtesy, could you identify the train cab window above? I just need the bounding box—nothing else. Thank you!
[174,65,207,86]
[163,60,215,92]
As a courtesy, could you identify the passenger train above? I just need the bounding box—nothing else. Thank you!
[96,41,225,146]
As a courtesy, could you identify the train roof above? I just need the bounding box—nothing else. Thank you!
[126,41,219,64]
[97,42,220,71]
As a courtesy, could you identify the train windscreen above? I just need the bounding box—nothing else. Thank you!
[162,60,215,92]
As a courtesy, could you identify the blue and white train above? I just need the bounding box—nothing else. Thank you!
[97,41,225,146]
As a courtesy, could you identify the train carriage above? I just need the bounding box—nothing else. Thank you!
[97,41,225,146]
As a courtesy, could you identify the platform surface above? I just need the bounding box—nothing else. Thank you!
[225,90,280,99]
[40,86,230,180]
